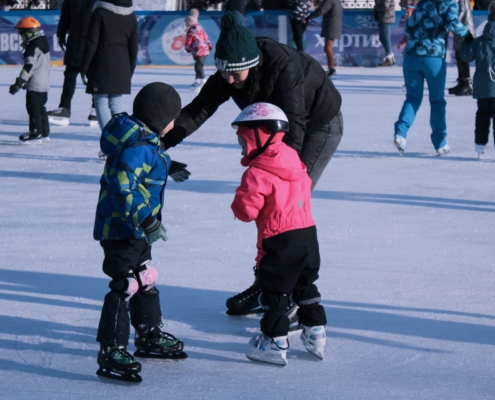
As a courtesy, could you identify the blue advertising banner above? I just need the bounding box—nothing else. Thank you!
[0,10,489,67]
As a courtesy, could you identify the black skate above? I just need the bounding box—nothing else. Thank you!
[448,78,473,96]
[134,327,187,360]
[226,268,263,315]
[47,107,70,126]
[96,346,142,383]
[286,301,303,332]
[19,131,42,144]
[88,108,98,127]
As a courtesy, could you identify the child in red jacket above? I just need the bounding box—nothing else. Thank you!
[184,13,213,92]
[231,102,327,366]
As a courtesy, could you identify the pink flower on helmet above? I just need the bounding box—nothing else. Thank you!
[244,103,275,119]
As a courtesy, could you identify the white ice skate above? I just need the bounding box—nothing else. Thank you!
[190,79,201,92]
[300,325,326,360]
[394,134,406,155]
[475,144,487,159]
[245,334,288,366]
[436,144,450,156]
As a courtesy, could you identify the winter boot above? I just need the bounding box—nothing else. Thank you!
[475,143,487,159]
[300,325,326,360]
[96,345,142,383]
[436,144,450,156]
[246,333,289,366]
[226,269,263,315]
[379,54,395,67]
[327,68,336,78]
[134,326,187,359]
[449,78,473,96]
[447,78,461,94]
[19,131,42,144]
[88,108,98,127]
[394,134,407,155]
[47,107,70,126]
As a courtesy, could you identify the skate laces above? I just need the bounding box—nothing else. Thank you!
[233,281,261,302]
[148,329,184,351]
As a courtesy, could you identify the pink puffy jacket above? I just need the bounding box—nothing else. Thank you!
[185,24,213,58]
[231,125,315,264]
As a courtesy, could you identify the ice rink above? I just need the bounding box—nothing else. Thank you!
[0,65,494,399]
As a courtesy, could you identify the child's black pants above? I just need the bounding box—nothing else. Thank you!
[257,226,327,338]
[97,239,162,347]
[194,56,207,79]
[475,98,495,146]
[26,91,49,137]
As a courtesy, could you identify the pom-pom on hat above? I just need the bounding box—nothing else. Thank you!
[132,82,181,134]
[214,12,259,72]
[189,8,199,18]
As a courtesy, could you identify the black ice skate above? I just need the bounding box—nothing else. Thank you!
[226,267,263,315]
[47,107,70,126]
[19,131,42,144]
[88,108,98,127]
[286,301,303,332]
[96,345,142,383]
[448,78,473,96]
[134,327,187,360]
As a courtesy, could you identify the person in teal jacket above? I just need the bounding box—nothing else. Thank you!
[93,82,191,383]
[393,0,472,156]
[460,8,495,158]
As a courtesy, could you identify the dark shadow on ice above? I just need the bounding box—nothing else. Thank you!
[181,140,239,150]
[0,170,99,185]
[311,190,495,213]
[334,149,491,162]
[0,152,100,164]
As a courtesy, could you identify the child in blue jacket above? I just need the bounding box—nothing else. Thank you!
[93,82,191,383]
[460,5,495,158]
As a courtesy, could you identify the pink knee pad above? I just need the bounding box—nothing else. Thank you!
[138,260,158,290]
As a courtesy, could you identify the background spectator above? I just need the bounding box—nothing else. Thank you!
[374,0,396,66]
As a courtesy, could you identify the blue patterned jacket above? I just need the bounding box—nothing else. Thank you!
[405,0,469,58]
[93,113,171,241]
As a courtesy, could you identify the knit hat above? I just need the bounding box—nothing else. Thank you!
[214,12,259,72]
[185,15,198,27]
[189,8,199,18]
[132,82,182,134]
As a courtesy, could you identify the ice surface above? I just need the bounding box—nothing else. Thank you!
[0,65,494,399]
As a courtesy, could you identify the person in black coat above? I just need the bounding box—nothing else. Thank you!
[80,0,138,131]
[47,0,97,126]
[162,13,343,320]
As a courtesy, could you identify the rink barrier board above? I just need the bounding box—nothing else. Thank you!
[0,10,489,67]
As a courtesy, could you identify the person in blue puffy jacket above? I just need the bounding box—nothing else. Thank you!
[93,82,191,382]
[393,0,473,156]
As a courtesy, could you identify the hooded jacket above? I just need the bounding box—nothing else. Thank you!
[405,0,468,58]
[231,126,315,263]
[460,21,495,99]
[185,23,213,58]
[93,113,171,241]
[80,0,138,95]
[163,37,342,154]
[20,33,50,93]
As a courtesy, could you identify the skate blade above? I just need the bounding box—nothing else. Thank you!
[19,139,42,145]
[48,117,70,126]
[41,137,50,143]
[245,354,287,366]
[89,120,98,127]
[226,308,264,316]
[134,349,188,360]
[288,323,303,333]
[96,367,142,384]
[304,347,324,360]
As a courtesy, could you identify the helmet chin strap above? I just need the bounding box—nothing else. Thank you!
[253,126,276,159]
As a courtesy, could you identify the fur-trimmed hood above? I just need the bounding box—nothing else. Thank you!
[93,0,133,15]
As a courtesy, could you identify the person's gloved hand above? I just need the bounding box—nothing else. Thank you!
[464,32,474,44]
[80,71,88,86]
[9,77,25,95]
[143,218,167,244]
[169,161,191,182]
[57,34,66,51]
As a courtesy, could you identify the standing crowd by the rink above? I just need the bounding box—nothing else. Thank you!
[5,0,495,382]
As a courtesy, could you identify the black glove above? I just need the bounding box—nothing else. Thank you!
[80,71,88,86]
[9,77,25,95]
[169,161,191,182]
[57,35,66,52]
[464,32,474,44]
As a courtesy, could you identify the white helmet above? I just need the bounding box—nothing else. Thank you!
[231,102,289,134]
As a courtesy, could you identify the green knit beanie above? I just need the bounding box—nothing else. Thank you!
[214,12,259,72]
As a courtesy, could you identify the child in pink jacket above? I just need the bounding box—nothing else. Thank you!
[184,13,213,92]
[231,102,327,366]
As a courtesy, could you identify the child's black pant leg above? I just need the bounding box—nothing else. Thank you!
[475,98,495,145]
[97,239,153,347]
[291,227,327,328]
[194,56,207,79]
[26,91,49,136]
[129,286,162,332]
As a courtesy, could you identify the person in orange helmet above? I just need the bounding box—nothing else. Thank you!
[10,17,51,144]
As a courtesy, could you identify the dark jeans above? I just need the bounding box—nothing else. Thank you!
[475,98,495,145]
[258,226,327,337]
[299,111,343,189]
[455,50,471,80]
[59,65,94,111]
[194,56,207,79]
[290,18,308,52]
[378,22,392,56]
[97,240,162,347]
[26,91,49,137]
